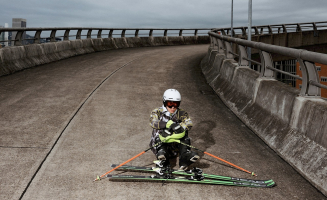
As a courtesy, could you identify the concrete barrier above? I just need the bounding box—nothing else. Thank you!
[70,39,95,56]
[183,36,197,45]
[126,37,154,47]
[197,35,211,44]
[201,47,327,196]
[55,40,76,60]
[113,38,129,49]
[82,39,96,54]
[102,38,118,50]
[0,46,29,76]
[0,35,209,76]
[41,42,60,62]
[153,37,169,46]
[24,44,48,67]
[91,38,106,52]
[167,36,185,45]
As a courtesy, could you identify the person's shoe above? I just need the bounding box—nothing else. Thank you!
[190,155,200,162]
[158,154,166,160]
[154,160,168,168]
[156,149,166,161]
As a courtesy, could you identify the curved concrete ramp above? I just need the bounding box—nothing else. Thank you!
[0,45,325,199]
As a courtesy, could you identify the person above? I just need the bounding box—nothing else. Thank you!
[149,89,199,170]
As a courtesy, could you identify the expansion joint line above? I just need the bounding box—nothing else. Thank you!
[0,146,48,149]
[19,58,137,200]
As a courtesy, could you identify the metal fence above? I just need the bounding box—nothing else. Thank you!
[208,24,327,97]
[274,60,297,87]
[0,28,212,47]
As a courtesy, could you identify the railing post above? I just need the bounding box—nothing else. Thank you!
[121,29,126,38]
[213,37,219,50]
[194,29,198,36]
[313,23,319,37]
[238,45,249,66]
[259,50,274,78]
[64,30,70,40]
[268,26,272,34]
[210,36,215,49]
[34,30,42,44]
[254,26,259,35]
[241,27,247,37]
[296,24,302,32]
[14,30,24,46]
[109,29,114,38]
[87,29,92,39]
[298,58,320,96]
[224,41,234,59]
[208,36,218,61]
[282,24,287,33]
[50,30,57,42]
[135,29,139,37]
[149,29,153,37]
[164,30,168,37]
[179,30,183,36]
[97,29,102,38]
[217,38,224,54]
[210,36,219,50]
[76,29,82,39]
[231,29,235,37]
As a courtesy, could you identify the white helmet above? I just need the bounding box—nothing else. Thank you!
[163,89,181,102]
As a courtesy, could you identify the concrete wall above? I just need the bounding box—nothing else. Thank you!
[201,47,327,196]
[0,36,209,77]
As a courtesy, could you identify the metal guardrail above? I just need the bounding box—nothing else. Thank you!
[214,21,327,37]
[0,27,212,46]
[208,23,327,97]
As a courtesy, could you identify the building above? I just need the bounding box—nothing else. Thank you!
[11,18,26,46]
[0,23,9,47]
[4,23,9,47]
[296,62,327,98]
[0,26,4,47]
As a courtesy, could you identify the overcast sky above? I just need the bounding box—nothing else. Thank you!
[1,0,327,29]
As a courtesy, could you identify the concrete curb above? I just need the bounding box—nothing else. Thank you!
[201,47,327,197]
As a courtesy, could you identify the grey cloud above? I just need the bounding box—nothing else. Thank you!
[1,0,326,28]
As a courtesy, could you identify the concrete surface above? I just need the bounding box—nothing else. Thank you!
[201,48,327,197]
[0,45,326,200]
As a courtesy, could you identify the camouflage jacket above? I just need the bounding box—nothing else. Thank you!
[149,105,193,154]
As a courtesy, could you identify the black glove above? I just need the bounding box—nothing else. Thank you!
[160,129,172,137]
[169,123,184,134]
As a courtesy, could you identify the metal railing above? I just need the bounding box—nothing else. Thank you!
[208,23,327,97]
[2,21,326,47]
[215,21,327,37]
[0,27,212,47]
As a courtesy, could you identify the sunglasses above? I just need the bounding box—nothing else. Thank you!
[166,101,180,108]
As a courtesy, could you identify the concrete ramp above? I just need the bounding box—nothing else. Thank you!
[0,45,325,199]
